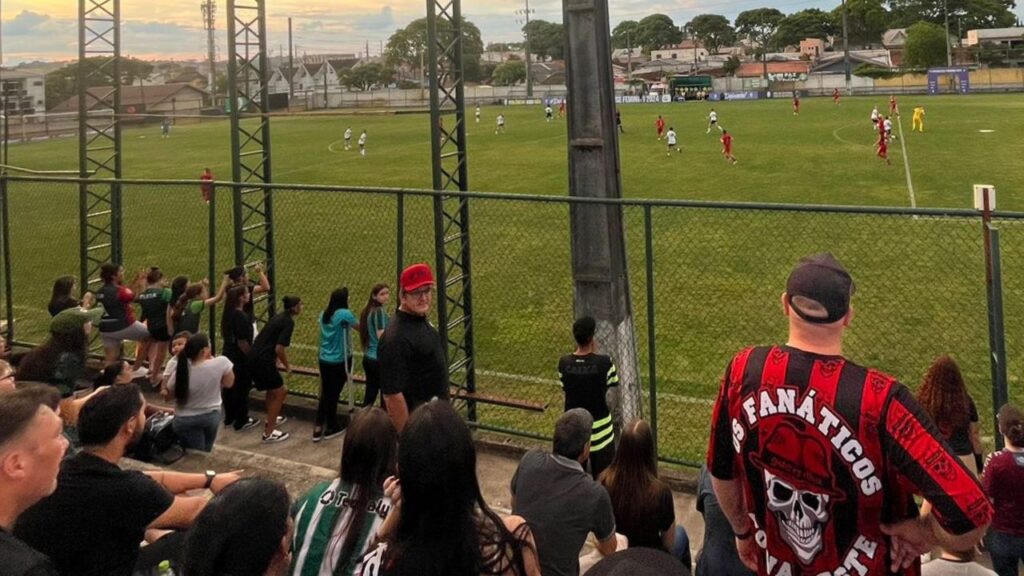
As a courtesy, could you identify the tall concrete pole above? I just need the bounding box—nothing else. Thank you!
[563,0,643,431]
[520,0,534,97]
[202,0,217,100]
[944,0,953,66]
[288,17,294,98]
[842,0,851,92]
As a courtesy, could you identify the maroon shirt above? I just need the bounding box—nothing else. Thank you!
[709,345,991,576]
[982,449,1024,536]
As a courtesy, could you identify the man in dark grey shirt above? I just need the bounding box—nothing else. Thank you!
[510,408,618,576]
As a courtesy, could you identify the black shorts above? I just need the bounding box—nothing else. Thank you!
[148,325,172,342]
[251,363,284,391]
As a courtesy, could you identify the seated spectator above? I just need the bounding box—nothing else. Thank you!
[183,478,293,576]
[14,383,241,576]
[511,408,618,576]
[599,420,687,568]
[694,465,754,576]
[160,330,192,395]
[166,333,234,452]
[922,548,996,576]
[93,361,136,388]
[0,386,66,576]
[585,548,691,576]
[48,275,94,317]
[917,355,984,474]
[291,406,397,575]
[983,404,1024,576]
[359,401,539,576]
[17,307,103,397]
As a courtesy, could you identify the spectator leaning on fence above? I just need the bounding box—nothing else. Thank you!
[136,267,173,388]
[95,263,151,378]
[227,263,271,322]
[249,296,302,444]
[358,283,391,408]
[315,287,359,442]
[170,277,228,336]
[0,386,66,576]
[48,275,94,317]
[982,404,1024,576]
[221,286,259,431]
[708,253,992,576]
[559,315,620,480]
[378,263,448,434]
[511,408,618,576]
[17,306,104,398]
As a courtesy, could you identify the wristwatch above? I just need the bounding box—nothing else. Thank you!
[204,470,217,489]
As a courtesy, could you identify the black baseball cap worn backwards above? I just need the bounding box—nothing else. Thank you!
[785,253,855,324]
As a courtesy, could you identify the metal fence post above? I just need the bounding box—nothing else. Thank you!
[396,191,404,286]
[208,182,217,353]
[986,224,1009,449]
[644,205,658,457]
[0,173,12,344]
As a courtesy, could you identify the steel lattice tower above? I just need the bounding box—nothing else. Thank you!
[78,0,122,286]
[227,0,276,322]
[426,0,476,418]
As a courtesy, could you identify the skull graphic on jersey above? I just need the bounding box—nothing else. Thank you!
[765,469,829,564]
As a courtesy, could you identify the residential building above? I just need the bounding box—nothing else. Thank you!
[49,83,207,118]
[651,41,709,63]
[965,27,1024,47]
[800,38,826,59]
[1,69,46,115]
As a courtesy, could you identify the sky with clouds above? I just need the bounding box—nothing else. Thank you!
[3,0,1023,65]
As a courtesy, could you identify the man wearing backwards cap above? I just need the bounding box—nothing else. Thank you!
[378,263,448,433]
[707,253,991,576]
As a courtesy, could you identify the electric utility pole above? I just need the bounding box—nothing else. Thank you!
[842,0,851,92]
[516,0,534,97]
[288,17,294,98]
[944,0,953,66]
[202,0,217,101]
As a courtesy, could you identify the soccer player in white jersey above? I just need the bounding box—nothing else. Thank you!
[475,104,481,123]
[545,105,553,122]
[883,116,896,141]
[495,113,506,134]
[871,106,880,130]
[666,127,680,156]
[707,109,720,134]
[358,130,368,157]
[344,127,353,150]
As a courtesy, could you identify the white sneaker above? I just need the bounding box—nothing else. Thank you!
[131,367,150,379]
[262,429,290,443]
[275,416,288,426]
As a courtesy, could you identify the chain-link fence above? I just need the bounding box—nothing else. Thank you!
[1,175,1018,467]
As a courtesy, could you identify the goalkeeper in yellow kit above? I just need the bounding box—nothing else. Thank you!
[912,106,925,132]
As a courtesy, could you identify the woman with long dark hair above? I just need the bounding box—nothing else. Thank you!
[170,277,228,336]
[598,420,686,565]
[48,275,94,317]
[983,404,1024,576]
[357,402,539,576]
[917,355,984,474]
[315,287,358,441]
[92,361,135,389]
[221,285,259,431]
[18,307,102,397]
[183,477,294,576]
[166,332,234,452]
[137,267,173,387]
[291,407,398,575]
[358,283,390,407]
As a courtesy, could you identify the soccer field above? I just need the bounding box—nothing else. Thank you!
[8,94,1024,208]
[6,94,1024,465]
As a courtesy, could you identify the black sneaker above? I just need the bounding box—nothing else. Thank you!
[236,417,260,432]
[312,429,324,443]
[322,427,345,441]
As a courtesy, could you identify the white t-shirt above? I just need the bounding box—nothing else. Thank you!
[883,119,893,131]
[344,128,352,140]
[358,133,367,145]
[497,115,505,125]
[545,106,552,115]
[871,109,879,120]
[709,111,718,122]
[475,107,481,116]
[666,130,677,145]
[167,355,233,416]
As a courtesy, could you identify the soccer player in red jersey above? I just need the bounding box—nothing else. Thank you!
[792,93,800,115]
[833,88,841,106]
[655,115,666,140]
[721,130,737,164]
[889,94,899,116]
[558,100,566,117]
[877,136,891,165]
[199,167,214,204]
[709,254,990,576]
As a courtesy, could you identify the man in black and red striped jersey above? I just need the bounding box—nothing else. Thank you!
[708,253,991,576]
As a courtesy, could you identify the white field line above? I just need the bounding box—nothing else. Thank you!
[831,123,870,148]
[895,114,917,209]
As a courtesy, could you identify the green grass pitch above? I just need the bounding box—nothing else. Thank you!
[6,94,1024,464]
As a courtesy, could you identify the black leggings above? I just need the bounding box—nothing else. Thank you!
[316,358,350,431]
[222,360,252,430]
[362,356,383,407]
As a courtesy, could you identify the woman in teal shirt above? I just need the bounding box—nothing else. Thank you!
[358,283,390,407]
[316,287,359,441]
